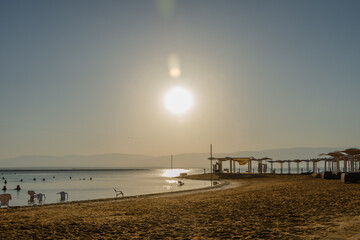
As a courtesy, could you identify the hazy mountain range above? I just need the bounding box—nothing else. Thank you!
[0,147,344,169]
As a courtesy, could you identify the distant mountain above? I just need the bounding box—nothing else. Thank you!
[0,147,344,169]
[0,154,154,169]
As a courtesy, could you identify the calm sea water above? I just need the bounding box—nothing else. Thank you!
[0,168,209,207]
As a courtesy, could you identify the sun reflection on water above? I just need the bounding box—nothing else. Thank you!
[162,169,189,178]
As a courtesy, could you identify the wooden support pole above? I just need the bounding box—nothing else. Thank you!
[297,162,299,174]
[306,162,309,172]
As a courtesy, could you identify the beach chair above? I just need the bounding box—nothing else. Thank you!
[28,190,36,203]
[0,193,12,208]
[35,193,46,202]
[57,191,68,201]
[113,188,124,198]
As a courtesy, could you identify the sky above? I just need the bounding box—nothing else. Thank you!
[1,0,360,159]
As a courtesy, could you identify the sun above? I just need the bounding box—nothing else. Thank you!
[164,87,193,114]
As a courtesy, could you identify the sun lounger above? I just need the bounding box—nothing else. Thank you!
[113,188,124,198]
[35,193,46,202]
[57,191,68,201]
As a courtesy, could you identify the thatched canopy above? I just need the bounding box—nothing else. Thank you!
[327,151,346,158]
[342,148,360,156]
[208,157,254,165]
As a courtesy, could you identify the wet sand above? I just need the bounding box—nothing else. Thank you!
[1,174,360,239]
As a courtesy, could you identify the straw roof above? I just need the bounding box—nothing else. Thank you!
[207,157,254,165]
[327,151,346,158]
[342,148,360,156]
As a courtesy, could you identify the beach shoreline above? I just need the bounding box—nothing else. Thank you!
[3,176,231,210]
[1,174,360,239]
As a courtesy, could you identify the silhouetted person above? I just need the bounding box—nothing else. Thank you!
[4,180,7,184]
[90,177,92,180]
[20,179,23,182]
[42,178,45,181]
[69,176,72,179]
[15,185,21,191]
[33,178,36,181]
[2,186,6,191]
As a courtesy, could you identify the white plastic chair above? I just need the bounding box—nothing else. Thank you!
[0,193,12,208]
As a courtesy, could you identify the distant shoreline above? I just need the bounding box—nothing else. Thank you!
[0,168,152,172]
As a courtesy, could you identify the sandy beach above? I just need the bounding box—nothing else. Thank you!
[1,174,360,239]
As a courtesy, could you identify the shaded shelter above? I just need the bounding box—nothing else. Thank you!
[341,148,360,172]
[293,160,302,174]
[274,160,285,174]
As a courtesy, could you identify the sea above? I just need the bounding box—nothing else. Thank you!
[0,168,209,207]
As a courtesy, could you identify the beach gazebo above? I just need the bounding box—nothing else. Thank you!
[301,159,311,173]
[327,151,346,173]
[341,148,360,173]
[318,154,334,172]
[208,157,254,173]
[311,159,322,173]
[293,160,302,174]
[284,160,291,174]
[267,160,275,173]
[255,157,271,174]
[274,160,285,174]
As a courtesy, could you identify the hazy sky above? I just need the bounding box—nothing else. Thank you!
[1,0,360,159]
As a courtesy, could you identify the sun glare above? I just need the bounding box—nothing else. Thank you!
[170,68,181,78]
[162,169,189,178]
[164,87,193,114]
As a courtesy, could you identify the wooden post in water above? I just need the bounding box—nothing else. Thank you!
[171,155,173,170]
